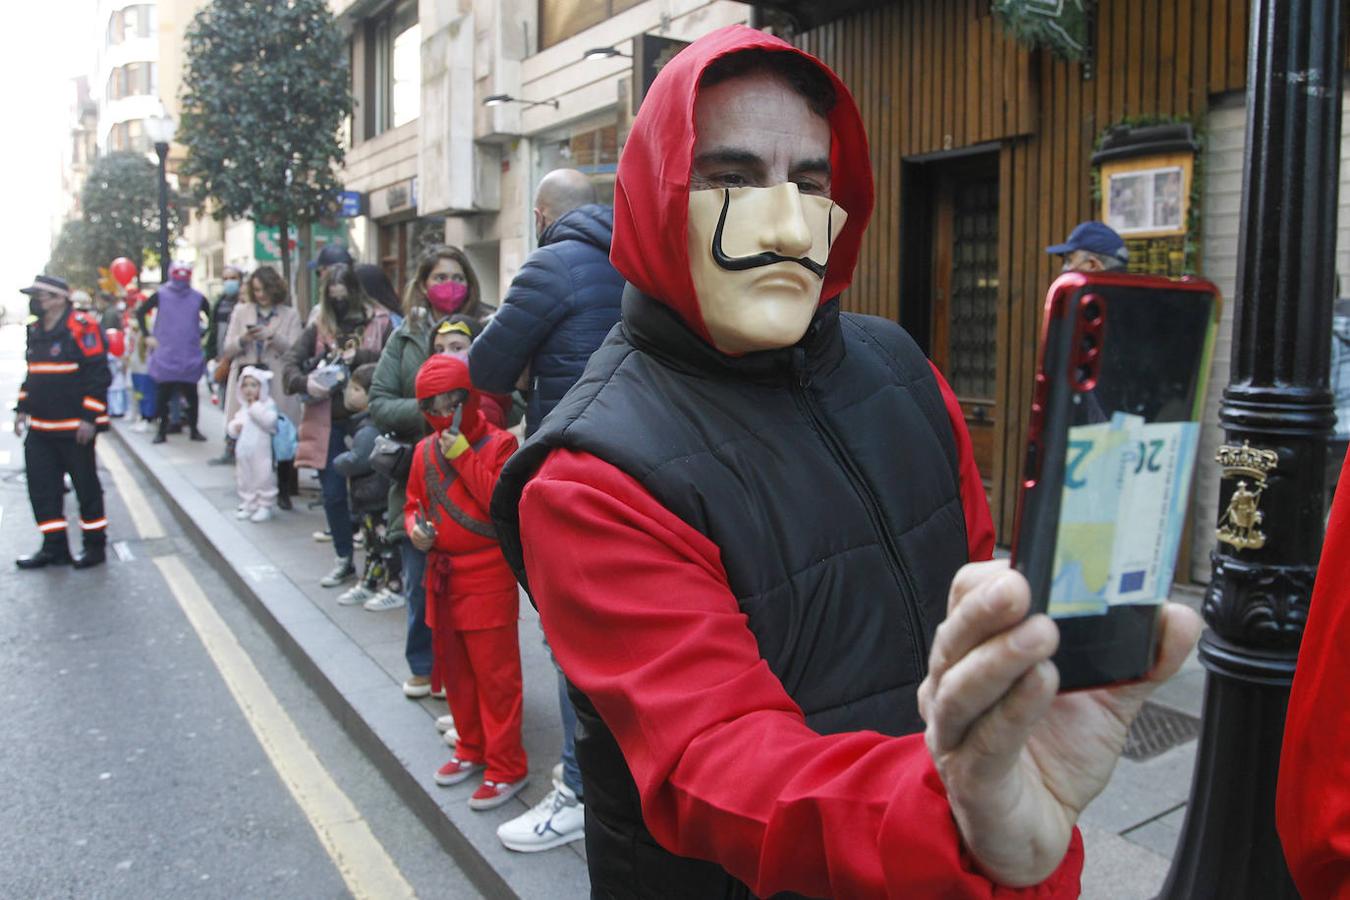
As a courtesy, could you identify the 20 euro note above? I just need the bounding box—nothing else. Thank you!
[1048,413,1201,618]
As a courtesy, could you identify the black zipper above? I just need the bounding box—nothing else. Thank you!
[790,347,929,675]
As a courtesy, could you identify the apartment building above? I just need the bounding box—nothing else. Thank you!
[95,1,161,155]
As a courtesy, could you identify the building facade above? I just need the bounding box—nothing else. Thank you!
[95,0,161,155]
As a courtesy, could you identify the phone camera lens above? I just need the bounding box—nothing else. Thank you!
[1082,300,1102,322]
[1080,334,1097,353]
[1075,364,1094,385]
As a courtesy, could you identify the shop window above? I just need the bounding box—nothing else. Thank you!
[534,120,620,206]
[539,0,643,50]
[366,1,419,138]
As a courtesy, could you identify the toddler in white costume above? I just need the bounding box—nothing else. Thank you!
[228,366,279,523]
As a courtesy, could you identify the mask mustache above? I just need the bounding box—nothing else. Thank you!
[710,188,832,279]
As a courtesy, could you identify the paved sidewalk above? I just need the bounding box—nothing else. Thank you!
[111,398,587,900]
[112,393,1209,899]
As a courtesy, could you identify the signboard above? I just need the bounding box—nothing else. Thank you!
[253,223,349,262]
[369,176,418,219]
[633,35,690,114]
[338,190,364,218]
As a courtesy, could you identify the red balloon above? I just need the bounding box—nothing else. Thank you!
[106,328,126,358]
[110,257,138,287]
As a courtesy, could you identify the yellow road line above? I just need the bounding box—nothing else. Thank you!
[101,441,415,900]
[96,440,165,539]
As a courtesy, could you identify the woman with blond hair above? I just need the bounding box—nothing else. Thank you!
[369,245,490,698]
[283,264,393,587]
[220,266,304,505]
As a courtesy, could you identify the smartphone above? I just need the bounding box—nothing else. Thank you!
[1011,272,1221,691]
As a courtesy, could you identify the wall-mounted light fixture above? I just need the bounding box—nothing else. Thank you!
[582,46,631,62]
[483,93,560,110]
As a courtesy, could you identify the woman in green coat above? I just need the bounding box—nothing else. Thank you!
[369,245,489,698]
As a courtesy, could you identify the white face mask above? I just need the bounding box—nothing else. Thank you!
[686,184,847,355]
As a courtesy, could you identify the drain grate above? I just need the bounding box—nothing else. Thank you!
[1123,702,1201,761]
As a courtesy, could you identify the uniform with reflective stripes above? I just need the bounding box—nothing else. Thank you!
[17,307,111,552]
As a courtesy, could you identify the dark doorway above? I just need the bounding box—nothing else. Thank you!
[901,151,1001,485]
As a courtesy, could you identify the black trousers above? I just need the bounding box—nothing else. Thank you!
[155,381,199,431]
[26,431,105,548]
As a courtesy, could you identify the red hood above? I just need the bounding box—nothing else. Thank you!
[611,24,874,344]
[415,354,486,439]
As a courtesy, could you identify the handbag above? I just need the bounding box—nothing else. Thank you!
[370,433,413,481]
[272,413,299,462]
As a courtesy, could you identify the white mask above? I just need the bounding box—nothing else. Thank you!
[686,184,847,355]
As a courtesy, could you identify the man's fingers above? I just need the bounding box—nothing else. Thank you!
[925,613,1059,755]
[1148,604,1202,684]
[960,659,1060,782]
[928,566,1032,688]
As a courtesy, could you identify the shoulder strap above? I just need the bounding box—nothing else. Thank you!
[423,440,497,539]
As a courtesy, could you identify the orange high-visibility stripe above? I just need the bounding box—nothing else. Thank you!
[79,518,108,531]
[29,418,82,431]
[82,397,106,412]
[37,519,67,533]
[27,362,78,374]
[95,416,110,425]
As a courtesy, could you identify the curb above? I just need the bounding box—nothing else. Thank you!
[108,424,587,898]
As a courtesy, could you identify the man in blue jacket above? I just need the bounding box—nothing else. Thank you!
[469,167,624,855]
[470,168,625,435]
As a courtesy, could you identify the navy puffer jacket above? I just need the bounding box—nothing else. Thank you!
[469,204,624,435]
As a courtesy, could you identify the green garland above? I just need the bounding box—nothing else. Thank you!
[1089,115,1206,274]
[993,0,1093,62]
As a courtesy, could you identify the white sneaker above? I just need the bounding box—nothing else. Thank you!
[312,530,332,543]
[435,714,456,733]
[552,761,564,785]
[496,781,584,852]
[337,584,375,607]
[319,557,355,588]
[131,420,150,433]
[442,727,460,747]
[250,507,274,523]
[235,507,253,520]
[363,587,406,611]
[353,531,365,546]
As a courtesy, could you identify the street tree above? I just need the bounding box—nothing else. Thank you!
[177,0,351,293]
[46,219,100,292]
[65,151,180,284]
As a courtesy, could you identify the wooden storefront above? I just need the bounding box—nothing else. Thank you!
[791,0,1252,539]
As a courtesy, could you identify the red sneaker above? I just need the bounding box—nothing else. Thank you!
[468,777,529,810]
[434,757,485,787]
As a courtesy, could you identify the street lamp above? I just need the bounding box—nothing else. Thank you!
[582,46,631,61]
[483,93,560,110]
[144,106,176,286]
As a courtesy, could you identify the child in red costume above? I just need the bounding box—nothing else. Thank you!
[405,354,527,810]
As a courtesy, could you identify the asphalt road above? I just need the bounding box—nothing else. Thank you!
[0,322,473,898]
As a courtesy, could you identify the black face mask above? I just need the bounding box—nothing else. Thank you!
[28,297,43,317]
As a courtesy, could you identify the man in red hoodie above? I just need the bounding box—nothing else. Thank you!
[491,25,1200,897]
[405,354,528,810]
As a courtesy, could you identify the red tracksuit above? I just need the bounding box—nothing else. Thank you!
[1278,450,1350,899]
[406,356,525,784]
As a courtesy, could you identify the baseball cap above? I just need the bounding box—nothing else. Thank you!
[19,274,71,298]
[310,243,354,270]
[1046,221,1129,264]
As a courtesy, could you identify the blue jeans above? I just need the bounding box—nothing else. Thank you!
[400,538,433,677]
[546,637,583,798]
[318,420,354,559]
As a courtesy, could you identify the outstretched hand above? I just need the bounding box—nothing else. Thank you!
[917,560,1201,887]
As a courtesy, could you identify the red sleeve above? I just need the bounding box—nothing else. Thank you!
[1278,452,1350,899]
[930,362,996,561]
[449,428,517,510]
[403,440,430,536]
[520,448,1083,899]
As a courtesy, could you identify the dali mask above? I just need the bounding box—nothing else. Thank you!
[686,183,847,355]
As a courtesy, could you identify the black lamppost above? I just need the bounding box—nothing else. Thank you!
[145,106,176,284]
[1159,1,1343,897]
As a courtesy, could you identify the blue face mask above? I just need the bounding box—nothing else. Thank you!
[222,279,240,296]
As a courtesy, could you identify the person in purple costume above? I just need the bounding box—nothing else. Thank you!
[136,261,211,444]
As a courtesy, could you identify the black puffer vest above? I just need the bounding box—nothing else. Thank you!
[493,289,971,899]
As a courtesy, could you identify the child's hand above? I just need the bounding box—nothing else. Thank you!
[409,524,435,552]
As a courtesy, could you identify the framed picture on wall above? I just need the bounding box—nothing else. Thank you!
[1100,153,1193,238]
